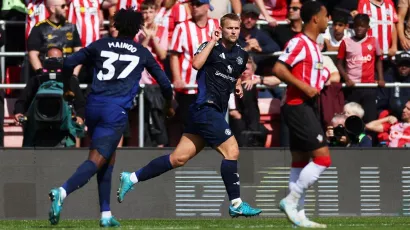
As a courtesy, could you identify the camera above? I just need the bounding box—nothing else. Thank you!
[38,57,64,84]
[330,115,365,146]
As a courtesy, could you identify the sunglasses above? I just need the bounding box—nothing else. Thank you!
[55,4,68,8]
[288,6,300,11]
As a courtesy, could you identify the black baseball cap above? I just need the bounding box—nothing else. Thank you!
[396,52,410,66]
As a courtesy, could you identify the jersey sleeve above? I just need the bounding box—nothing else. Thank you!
[278,37,306,68]
[337,40,347,60]
[239,52,249,74]
[357,0,365,13]
[375,38,382,57]
[63,42,94,70]
[170,23,184,53]
[194,42,209,55]
[27,25,42,51]
[143,48,173,100]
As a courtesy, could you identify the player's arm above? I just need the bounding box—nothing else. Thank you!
[27,26,43,71]
[335,40,353,86]
[365,116,396,133]
[273,38,317,97]
[192,29,220,70]
[144,49,173,101]
[63,45,93,77]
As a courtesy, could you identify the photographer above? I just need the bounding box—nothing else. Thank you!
[14,47,85,147]
[326,113,372,147]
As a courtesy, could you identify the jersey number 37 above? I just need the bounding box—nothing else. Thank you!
[97,50,140,81]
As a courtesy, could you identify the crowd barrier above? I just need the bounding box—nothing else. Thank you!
[0,148,408,219]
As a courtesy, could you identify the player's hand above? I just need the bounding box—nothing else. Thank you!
[75,117,84,126]
[164,100,175,118]
[400,38,410,51]
[14,113,24,125]
[304,86,319,98]
[387,115,398,124]
[350,10,358,18]
[345,79,355,87]
[377,79,386,88]
[235,84,244,98]
[388,47,397,57]
[173,79,186,89]
[211,28,221,42]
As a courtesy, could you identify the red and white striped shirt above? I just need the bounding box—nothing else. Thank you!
[25,0,49,40]
[279,33,327,105]
[68,0,102,47]
[135,25,168,84]
[116,0,143,10]
[155,2,190,43]
[357,0,398,55]
[337,36,381,83]
[170,18,219,94]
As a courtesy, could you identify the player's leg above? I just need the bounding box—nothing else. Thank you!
[288,151,310,217]
[98,151,120,227]
[279,103,329,228]
[117,133,206,203]
[214,135,262,217]
[49,149,108,225]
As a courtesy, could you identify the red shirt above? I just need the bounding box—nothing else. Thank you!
[337,36,382,83]
[278,33,327,105]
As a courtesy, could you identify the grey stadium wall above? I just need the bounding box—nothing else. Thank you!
[0,148,408,220]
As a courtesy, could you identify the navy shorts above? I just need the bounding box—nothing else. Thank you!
[85,102,128,159]
[184,104,232,147]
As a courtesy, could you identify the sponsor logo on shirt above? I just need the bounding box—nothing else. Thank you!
[347,54,373,63]
[215,71,235,82]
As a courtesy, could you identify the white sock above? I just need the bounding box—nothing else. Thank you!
[101,211,112,219]
[289,167,306,210]
[231,198,242,208]
[59,187,67,200]
[298,209,307,219]
[295,162,327,193]
[130,172,139,184]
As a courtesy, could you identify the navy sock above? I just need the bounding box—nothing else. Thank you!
[221,159,240,201]
[135,154,173,182]
[97,165,113,212]
[62,160,98,196]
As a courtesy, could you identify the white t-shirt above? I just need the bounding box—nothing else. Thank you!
[323,26,355,47]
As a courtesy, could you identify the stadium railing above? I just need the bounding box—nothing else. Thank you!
[0,19,408,147]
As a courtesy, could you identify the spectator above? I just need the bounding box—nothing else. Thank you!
[358,0,398,57]
[239,3,280,71]
[169,0,219,143]
[323,11,353,52]
[377,52,410,115]
[366,100,410,147]
[68,0,117,47]
[326,113,372,147]
[336,14,385,124]
[25,0,49,41]
[344,102,365,119]
[398,0,410,51]
[155,0,191,43]
[136,0,169,147]
[27,0,83,78]
[266,0,302,50]
[14,47,86,147]
[331,0,359,20]
[228,58,268,147]
[253,0,287,26]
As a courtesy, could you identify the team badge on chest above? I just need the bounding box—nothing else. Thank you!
[236,56,243,65]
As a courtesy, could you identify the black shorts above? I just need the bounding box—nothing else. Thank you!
[282,102,327,152]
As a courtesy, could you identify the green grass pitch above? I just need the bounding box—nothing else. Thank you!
[2,217,410,229]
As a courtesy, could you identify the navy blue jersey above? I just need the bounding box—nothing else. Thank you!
[194,40,249,113]
[63,37,172,109]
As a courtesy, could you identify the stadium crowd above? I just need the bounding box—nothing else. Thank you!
[0,0,410,148]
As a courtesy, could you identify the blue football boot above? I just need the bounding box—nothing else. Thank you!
[48,188,63,225]
[229,202,262,218]
[117,172,134,203]
[100,216,121,227]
